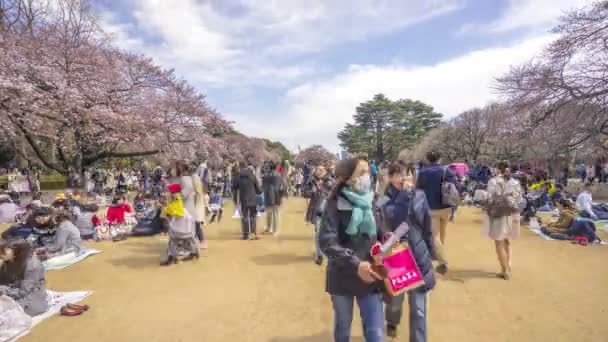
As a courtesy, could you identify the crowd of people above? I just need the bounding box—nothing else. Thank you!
[0,153,606,342]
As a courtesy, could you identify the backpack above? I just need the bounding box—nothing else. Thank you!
[570,220,600,243]
[441,168,461,207]
[485,179,516,218]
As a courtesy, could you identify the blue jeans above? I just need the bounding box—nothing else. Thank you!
[386,289,430,342]
[331,293,384,342]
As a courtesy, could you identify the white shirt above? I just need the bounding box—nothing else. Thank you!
[576,191,596,219]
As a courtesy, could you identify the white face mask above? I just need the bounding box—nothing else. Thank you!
[354,175,372,193]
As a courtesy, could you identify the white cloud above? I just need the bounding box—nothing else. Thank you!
[99,0,464,88]
[488,0,587,33]
[237,35,556,153]
[460,0,588,34]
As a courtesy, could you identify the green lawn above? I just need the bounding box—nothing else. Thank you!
[0,174,66,190]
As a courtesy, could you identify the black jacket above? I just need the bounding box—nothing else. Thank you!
[319,193,382,296]
[233,168,261,208]
[378,185,436,291]
[262,171,284,207]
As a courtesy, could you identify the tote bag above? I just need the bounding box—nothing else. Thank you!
[376,243,425,296]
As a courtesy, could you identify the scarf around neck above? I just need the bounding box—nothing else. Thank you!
[341,187,376,237]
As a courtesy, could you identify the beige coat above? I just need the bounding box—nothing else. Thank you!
[191,175,207,222]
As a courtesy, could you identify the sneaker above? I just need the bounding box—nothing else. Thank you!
[273,231,280,238]
[249,233,258,240]
[387,325,398,338]
[435,264,448,275]
[199,240,208,249]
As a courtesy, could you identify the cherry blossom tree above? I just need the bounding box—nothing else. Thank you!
[496,1,608,149]
[0,0,230,175]
[295,145,336,166]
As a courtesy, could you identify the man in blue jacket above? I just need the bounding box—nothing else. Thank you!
[416,151,458,275]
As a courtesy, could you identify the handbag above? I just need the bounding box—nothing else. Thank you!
[441,168,461,207]
[379,243,425,296]
[485,180,515,218]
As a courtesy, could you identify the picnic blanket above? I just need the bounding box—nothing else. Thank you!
[9,290,92,342]
[527,222,606,244]
[42,248,101,271]
[579,217,608,232]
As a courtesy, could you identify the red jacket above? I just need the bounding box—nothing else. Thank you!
[106,204,132,224]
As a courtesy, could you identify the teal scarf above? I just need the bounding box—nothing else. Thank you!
[341,187,377,237]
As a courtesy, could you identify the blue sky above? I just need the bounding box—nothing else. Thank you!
[94,0,588,152]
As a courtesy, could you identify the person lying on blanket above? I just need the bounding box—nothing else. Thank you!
[541,199,578,239]
[35,209,84,260]
[0,239,49,316]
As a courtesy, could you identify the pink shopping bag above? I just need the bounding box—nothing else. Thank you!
[380,243,425,296]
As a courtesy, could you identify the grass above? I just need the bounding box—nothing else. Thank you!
[0,174,66,190]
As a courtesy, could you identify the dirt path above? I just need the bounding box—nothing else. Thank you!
[16,199,608,342]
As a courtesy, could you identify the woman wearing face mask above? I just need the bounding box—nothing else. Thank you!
[319,157,384,342]
[0,239,49,316]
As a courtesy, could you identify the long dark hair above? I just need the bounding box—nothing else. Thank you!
[330,157,367,199]
[0,239,33,284]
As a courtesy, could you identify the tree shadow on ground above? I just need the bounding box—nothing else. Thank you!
[251,253,312,266]
[441,269,499,283]
[268,332,364,342]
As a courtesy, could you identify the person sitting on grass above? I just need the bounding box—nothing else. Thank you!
[160,184,199,266]
[536,184,554,212]
[541,199,578,240]
[73,202,101,241]
[35,209,84,260]
[0,194,19,224]
[576,182,598,220]
[0,239,49,316]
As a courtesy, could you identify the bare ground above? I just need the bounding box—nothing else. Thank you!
[7,199,608,342]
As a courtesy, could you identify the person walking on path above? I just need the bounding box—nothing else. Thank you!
[170,161,207,249]
[233,162,262,240]
[308,165,336,265]
[415,151,459,275]
[485,161,522,280]
[262,161,285,237]
[319,157,384,342]
[378,163,436,341]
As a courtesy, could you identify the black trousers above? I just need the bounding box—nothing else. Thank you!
[241,206,257,237]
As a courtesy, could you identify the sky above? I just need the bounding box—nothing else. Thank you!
[93,0,589,153]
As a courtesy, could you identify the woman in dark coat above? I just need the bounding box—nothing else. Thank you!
[262,161,285,236]
[319,157,384,342]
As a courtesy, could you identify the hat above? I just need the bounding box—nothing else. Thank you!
[167,183,182,193]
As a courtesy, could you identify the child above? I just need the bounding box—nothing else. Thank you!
[160,184,199,266]
[208,186,224,223]
[74,203,100,240]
